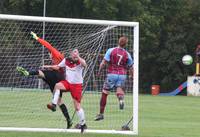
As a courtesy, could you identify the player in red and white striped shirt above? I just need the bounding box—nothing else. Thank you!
[43,49,87,133]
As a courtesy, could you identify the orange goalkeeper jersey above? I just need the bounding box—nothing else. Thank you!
[37,38,64,65]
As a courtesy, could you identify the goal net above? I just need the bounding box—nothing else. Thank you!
[0,14,139,135]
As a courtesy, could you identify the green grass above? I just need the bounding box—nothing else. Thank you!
[0,91,133,130]
[0,91,200,137]
[140,95,200,137]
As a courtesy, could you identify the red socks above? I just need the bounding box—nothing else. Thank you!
[100,92,108,114]
[116,93,124,101]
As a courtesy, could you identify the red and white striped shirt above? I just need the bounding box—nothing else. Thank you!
[58,58,84,84]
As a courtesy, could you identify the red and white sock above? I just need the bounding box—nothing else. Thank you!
[77,108,85,125]
[52,89,60,105]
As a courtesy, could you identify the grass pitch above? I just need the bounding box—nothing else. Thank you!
[0,90,133,130]
[0,90,199,137]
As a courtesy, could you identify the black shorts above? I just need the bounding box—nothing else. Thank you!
[42,70,65,94]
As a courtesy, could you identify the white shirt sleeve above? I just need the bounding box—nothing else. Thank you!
[58,58,66,67]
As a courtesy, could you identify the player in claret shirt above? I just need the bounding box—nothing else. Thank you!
[16,32,72,128]
[43,49,87,133]
[95,36,134,121]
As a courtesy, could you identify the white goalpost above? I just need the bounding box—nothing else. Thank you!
[0,14,139,135]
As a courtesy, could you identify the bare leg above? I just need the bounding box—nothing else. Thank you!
[38,70,45,78]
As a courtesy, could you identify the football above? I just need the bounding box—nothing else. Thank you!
[182,55,193,65]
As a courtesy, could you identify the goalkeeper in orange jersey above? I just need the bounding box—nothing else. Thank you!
[16,32,72,129]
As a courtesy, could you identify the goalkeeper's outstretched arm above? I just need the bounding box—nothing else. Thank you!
[30,31,58,53]
[30,31,64,64]
[42,65,60,70]
[43,57,66,70]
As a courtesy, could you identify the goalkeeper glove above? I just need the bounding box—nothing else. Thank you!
[30,31,39,40]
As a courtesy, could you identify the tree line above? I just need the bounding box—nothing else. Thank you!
[0,0,200,93]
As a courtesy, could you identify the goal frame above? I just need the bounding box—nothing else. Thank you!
[0,14,139,135]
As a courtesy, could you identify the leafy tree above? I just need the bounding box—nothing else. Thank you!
[1,0,200,93]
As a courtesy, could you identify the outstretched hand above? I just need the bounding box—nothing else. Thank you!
[30,31,39,40]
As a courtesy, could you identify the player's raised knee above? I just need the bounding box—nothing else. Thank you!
[55,82,63,89]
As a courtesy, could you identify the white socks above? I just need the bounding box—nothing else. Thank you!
[52,89,60,105]
[76,108,85,125]
[52,90,86,125]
